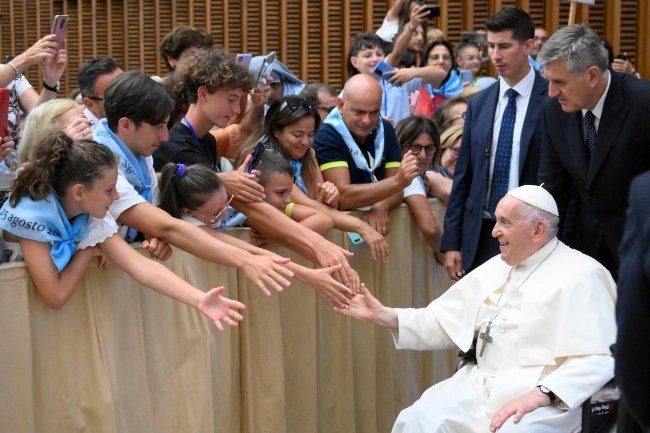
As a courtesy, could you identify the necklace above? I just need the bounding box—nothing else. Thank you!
[478,239,559,357]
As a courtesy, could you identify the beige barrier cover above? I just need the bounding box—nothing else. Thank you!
[0,201,457,433]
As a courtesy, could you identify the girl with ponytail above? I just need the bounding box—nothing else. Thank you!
[0,131,244,330]
[158,162,355,308]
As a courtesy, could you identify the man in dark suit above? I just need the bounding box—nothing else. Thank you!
[616,171,650,432]
[441,8,548,280]
[537,24,650,280]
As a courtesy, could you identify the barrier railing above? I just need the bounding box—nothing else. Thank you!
[0,200,457,433]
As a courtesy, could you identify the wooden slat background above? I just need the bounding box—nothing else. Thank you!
[0,0,647,96]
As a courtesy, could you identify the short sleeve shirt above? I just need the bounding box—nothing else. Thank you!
[403,174,426,199]
[153,122,219,172]
[312,118,402,184]
[108,155,159,239]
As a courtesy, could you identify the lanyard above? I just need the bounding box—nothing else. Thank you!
[182,116,221,172]
[183,116,200,144]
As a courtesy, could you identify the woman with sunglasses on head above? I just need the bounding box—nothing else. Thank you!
[0,131,244,329]
[415,40,464,117]
[240,96,390,263]
[158,161,355,308]
[395,116,444,263]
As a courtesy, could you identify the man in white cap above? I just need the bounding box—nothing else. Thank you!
[337,185,616,432]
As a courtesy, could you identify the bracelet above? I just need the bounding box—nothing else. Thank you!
[42,80,60,93]
[408,24,417,33]
[8,62,22,79]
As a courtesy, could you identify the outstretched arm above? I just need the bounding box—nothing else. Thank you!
[199,225,354,307]
[117,201,293,296]
[99,234,245,330]
[334,283,399,330]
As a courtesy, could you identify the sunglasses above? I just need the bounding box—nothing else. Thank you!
[280,97,317,112]
[195,192,234,224]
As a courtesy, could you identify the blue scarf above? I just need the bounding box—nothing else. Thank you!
[290,159,309,195]
[323,107,385,182]
[425,70,464,99]
[0,194,90,272]
[93,119,152,241]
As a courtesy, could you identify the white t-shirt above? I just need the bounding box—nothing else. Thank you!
[77,214,120,249]
[376,18,399,42]
[403,174,426,199]
[108,155,160,239]
[380,78,422,124]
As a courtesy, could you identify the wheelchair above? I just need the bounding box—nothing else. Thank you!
[455,340,618,433]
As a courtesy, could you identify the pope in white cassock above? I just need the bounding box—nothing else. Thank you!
[336,185,616,432]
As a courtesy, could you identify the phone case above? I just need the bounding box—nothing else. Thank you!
[236,54,252,68]
[0,88,9,139]
[256,51,276,90]
[347,232,365,245]
[246,144,265,174]
[52,15,69,48]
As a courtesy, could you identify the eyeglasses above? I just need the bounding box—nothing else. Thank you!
[280,97,317,112]
[195,193,234,224]
[405,143,437,155]
[87,96,104,101]
[317,106,336,113]
[449,146,461,157]
[533,36,548,43]
[451,112,466,121]
[429,54,451,61]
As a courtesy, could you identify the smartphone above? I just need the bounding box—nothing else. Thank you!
[51,15,69,49]
[0,88,9,140]
[615,53,628,61]
[245,143,265,174]
[425,5,441,19]
[459,69,473,83]
[347,232,364,245]
[373,60,397,78]
[236,53,252,68]
[255,51,276,91]
[461,31,486,45]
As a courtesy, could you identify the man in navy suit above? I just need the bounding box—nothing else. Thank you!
[537,24,650,280]
[616,171,650,432]
[441,8,548,280]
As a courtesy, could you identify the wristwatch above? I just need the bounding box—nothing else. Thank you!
[537,385,556,404]
[42,80,60,93]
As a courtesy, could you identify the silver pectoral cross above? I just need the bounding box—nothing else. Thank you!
[479,325,493,357]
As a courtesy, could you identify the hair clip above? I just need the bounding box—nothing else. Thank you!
[176,163,186,177]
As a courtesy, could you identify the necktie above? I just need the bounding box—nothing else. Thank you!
[488,88,518,217]
[584,110,597,155]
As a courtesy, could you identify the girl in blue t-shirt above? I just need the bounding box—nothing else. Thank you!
[0,131,244,330]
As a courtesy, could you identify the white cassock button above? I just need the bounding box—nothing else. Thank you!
[500,329,505,334]
[502,316,506,321]
[491,374,496,379]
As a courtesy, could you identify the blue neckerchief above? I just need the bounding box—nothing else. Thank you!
[0,194,90,272]
[93,119,152,241]
[323,107,385,182]
[290,159,308,195]
[183,116,201,144]
[425,70,464,99]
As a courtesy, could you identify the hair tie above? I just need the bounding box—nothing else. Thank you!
[176,163,186,177]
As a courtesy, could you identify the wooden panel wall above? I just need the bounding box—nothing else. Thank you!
[0,0,647,96]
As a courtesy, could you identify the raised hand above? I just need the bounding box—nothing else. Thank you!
[198,286,246,331]
[243,255,293,296]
